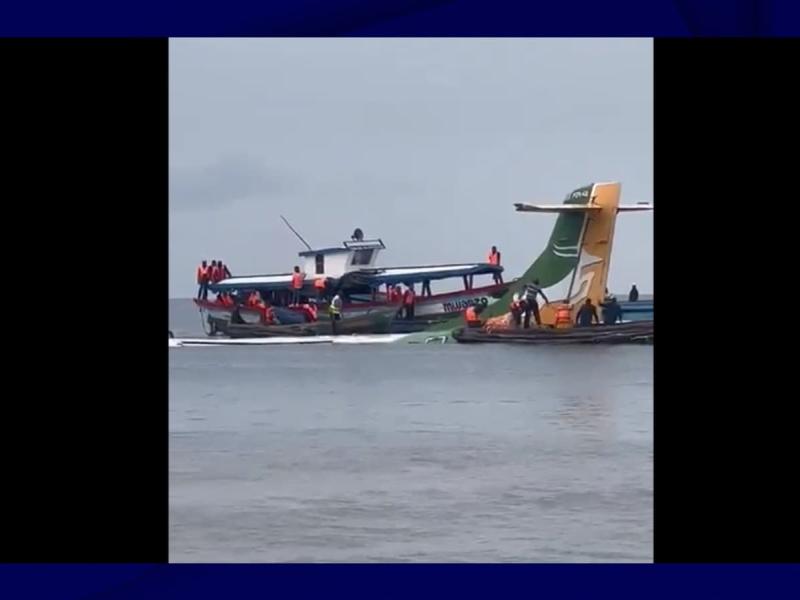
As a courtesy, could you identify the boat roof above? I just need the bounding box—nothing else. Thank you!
[208,263,502,292]
[342,263,502,287]
[209,273,293,292]
[297,238,386,257]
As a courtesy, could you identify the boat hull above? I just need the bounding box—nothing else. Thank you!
[453,320,654,345]
[218,307,397,338]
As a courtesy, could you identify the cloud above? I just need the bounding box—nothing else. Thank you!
[170,155,289,211]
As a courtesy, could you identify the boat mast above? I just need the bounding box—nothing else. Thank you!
[280,215,313,251]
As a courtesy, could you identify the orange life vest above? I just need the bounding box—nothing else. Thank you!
[465,306,481,325]
[291,272,305,289]
[555,305,572,326]
[197,265,209,284]
[487,250,500,266]
[314,277,326,290]
[403,289,415,305]
[211,266,221,282]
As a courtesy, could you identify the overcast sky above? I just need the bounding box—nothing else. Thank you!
[169,38,652,298]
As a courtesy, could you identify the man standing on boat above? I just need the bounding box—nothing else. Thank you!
[290,266,305,305]
[576,298,600,327]
[329,292,343,334]
[521,279,549,328]
[403,285,416,320]
[600,295,624,325]
[196,260,210,300]
[487,246,503,284]
[628,284,639,302]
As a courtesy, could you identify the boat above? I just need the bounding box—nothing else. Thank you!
[453,320,653,345]
[216,306,398,339]
[196,236,508,336]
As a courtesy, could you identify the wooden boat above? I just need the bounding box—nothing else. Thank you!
[216,306,398,338]
[453,320,653,345]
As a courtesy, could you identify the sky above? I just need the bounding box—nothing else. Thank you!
[169,38,652,298]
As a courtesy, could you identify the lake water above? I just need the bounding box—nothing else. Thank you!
[169,299,653,562]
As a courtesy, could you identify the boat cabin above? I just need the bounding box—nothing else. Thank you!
[298,239,386,279]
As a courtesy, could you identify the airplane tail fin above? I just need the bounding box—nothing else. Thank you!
[482,181,652,327]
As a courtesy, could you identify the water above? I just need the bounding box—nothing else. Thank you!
[169,300,653,562]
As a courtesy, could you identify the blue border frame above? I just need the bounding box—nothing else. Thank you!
[1,1,798,35]
[2,564,799,598]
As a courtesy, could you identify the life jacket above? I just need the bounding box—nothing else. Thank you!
[291,272,305,290]
[510,300,521,313]
[329,296,343,315]
[487,251,500,266]
[305,304,318,322]
[314,277,326,290]
[260,306,274,325]
[464,306,481,325]
[246,293,259,307]
[403,289,415,305]
[197,265,209,284]
[221,294,234,307]
[555,304,572,326]
[210,266,221,282]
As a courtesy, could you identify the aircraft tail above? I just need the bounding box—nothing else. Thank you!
[481,181,651,326]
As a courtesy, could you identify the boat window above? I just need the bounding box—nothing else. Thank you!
[351,249,374,266]
[315,254,324,274]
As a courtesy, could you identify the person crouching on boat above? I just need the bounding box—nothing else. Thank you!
[303,300,319,322]
[575,298,600,327]
[522,279,549,328]
[464,302,484,328]
[509,293,523,328]
[402,285,416,320]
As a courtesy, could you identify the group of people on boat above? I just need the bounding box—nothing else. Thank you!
[196,260,232,299]
[463,280,630,330]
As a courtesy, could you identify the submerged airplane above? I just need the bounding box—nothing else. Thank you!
[402,180,653,343]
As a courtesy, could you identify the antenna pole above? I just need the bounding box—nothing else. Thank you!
[280,215,313,251]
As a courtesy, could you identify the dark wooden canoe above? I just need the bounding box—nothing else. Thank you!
[453,320,654,345]
[217,307,397,338]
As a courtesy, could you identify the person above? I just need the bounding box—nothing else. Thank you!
[575,298,600,327]
[196,260,210,300]
[628,284,639,302]
[351,228,364,242]
[464,302,483,328]
[329,292,343,334]
[213,260,226,283]
[509,293,523,327]
[304,300,319,322]
[314,277,327,301]
[391,285,403,304]
[421,279,432,297]
[600,295,624,325]
[403,284,416,320]
[521,279,550,328]
[290,266,305,305]
[221,261,232,279]
[487,246,503,284]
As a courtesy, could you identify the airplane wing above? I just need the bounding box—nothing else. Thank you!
[514,203,601,213]
[514,203,653,213]
[617,204,654,212]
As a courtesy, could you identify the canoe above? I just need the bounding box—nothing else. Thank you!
[453,320,654,345]
[217,306,398,338]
